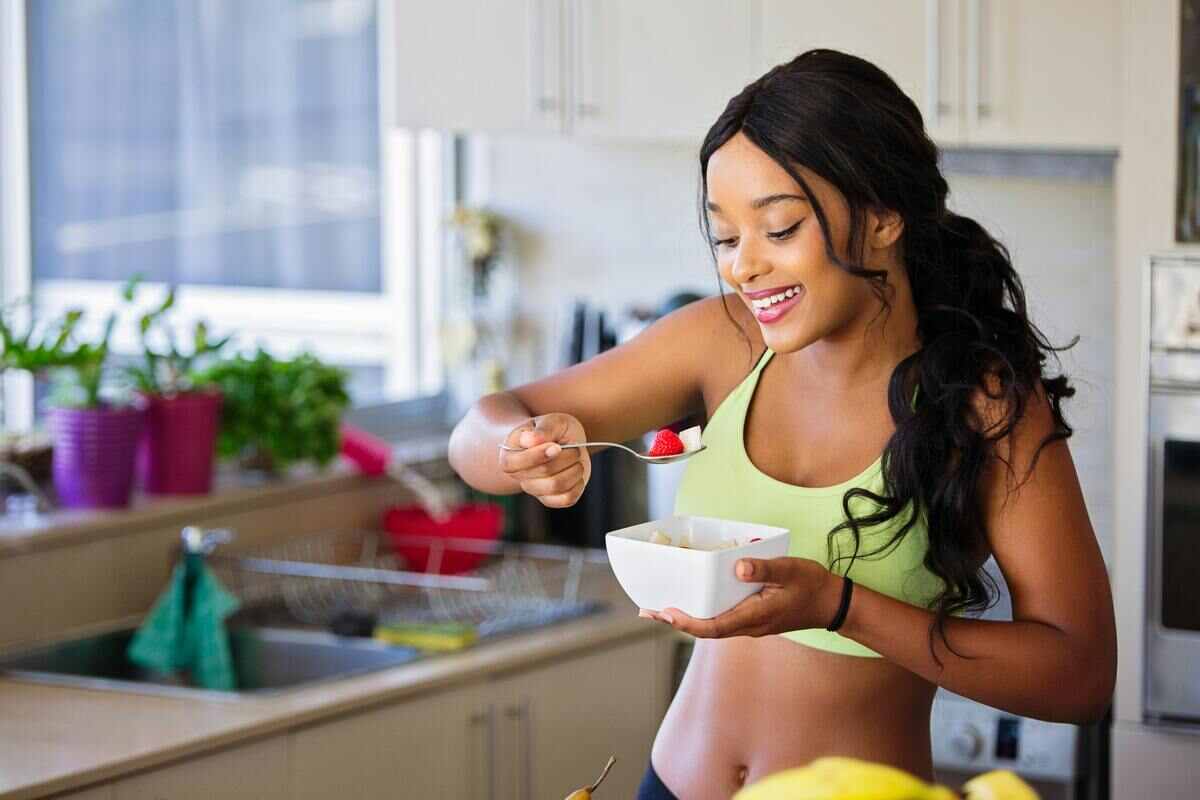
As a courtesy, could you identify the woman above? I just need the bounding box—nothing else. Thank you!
[448,49,1116,799]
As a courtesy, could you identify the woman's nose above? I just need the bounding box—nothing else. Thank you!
[730,241,768,285]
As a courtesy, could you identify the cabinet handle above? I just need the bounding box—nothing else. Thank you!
[924,0,943,126]
[470,706,497,800]
[529,0,558,115]
[505,699,534,800]
[571,0,599,118]
[966,0,990,124]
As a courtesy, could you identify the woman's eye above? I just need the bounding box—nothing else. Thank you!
[710,236,738,248]
[767,220,804,240]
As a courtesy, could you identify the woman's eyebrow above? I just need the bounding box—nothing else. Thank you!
[705,193,809,213]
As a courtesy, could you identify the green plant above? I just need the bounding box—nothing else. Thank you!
[195,349,349,471]
[0,300,116,408]
[122,278,231,395]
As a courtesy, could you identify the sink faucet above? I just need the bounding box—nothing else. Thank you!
[181,526,235,555]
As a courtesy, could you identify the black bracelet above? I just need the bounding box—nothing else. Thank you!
[826,576,854,632]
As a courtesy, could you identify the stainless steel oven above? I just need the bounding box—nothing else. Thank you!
[1145,254,1200,725]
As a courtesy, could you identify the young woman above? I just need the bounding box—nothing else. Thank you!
[448,49,1116,799]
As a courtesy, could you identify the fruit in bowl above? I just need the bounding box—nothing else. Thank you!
[605,515,790,619]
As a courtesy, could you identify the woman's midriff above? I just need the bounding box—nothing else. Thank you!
[651,635,937,799]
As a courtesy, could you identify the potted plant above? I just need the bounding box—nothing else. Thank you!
[123,280,231,495]
[41,307,144,509]
[0,303,82,498]
[195,349,349,476]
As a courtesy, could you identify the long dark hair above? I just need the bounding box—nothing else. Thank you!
[699,49,1075,662]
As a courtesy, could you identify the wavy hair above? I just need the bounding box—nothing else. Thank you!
[699,49,1075,662]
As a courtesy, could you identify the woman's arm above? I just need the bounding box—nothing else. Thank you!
[655,384,1117,724]
[833,386,1117,722]
[448,295,733,497]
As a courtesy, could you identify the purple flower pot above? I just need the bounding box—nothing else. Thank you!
[136,390,222,495]
[49,405,145,509]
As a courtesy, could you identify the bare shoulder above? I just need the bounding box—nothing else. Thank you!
[684,293,767,417]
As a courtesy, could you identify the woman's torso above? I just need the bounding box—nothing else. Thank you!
[651,311,940,797]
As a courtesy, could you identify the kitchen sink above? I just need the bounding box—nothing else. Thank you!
[0,626,421,700]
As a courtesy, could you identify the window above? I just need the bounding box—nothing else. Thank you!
[1,0,449,430]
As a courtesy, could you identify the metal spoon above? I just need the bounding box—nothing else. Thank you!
[499,441,706,464]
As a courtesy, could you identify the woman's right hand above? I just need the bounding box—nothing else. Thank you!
[499,413,591,508]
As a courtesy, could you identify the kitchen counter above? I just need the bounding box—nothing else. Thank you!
[0,574,660,800]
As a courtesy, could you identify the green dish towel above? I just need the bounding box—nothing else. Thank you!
[127,552,241,690]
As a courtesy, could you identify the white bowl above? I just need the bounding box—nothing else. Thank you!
[605,515,790,619]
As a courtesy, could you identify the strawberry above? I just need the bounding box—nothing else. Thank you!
[648,428,685,457]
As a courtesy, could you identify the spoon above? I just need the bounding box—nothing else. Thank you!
[499,441,707,464]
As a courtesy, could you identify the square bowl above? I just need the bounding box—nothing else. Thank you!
[605,515,790,619]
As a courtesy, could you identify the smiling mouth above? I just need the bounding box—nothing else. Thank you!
[748,285,802,310]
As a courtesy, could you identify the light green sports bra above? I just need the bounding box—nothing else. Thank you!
[673,348,947,657]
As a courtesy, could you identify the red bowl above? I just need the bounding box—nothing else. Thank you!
[384,503,504,575]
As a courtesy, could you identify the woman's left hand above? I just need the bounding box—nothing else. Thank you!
[639,556,842,638]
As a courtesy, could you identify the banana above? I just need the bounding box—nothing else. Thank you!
[564,755,616,800]
[733,757,961,800]
[961,770,1039,800]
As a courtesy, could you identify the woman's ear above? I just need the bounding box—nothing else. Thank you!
[867,208,904,250]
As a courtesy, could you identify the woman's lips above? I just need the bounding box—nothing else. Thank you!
[752,289,803,324]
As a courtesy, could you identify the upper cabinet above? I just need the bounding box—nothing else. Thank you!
[962,0,1120,150]
[391,0,754,140]
[756,0,1119,150]
[756,0,963,144]
[569,0,756,140]
[390,0,566,135]
[390,0,1119,150]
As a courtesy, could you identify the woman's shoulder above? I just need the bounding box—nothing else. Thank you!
[672,293,767,415]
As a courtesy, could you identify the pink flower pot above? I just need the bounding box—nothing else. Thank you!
[50,405,144,509]
[136,390,222,495]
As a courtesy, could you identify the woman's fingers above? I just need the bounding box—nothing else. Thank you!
[499,440,564,473]
[519,460,585,497]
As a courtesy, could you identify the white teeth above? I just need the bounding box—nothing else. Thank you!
[751,286,801,310]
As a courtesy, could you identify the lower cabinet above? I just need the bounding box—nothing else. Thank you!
[290,681,493,799]
[52,631,667,800]
[489,636,659,800]
[290,631,663,800]
[111,737,288,800]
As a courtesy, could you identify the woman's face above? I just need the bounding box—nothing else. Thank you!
[705,132,894,355]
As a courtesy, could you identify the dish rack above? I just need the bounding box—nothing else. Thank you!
[205,528,611,638]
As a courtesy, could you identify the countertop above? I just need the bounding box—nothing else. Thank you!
[0,574,659,800]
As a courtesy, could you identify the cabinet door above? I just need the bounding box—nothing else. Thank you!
[390,0,565,134]
[569,0,757,141]
[963,0,1119,149]
[290,684,493,800]
[757,0,963,144]
[492,636,661,800]
[112,738,287,800]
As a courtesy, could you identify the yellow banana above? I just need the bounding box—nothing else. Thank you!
[733,757,959,800]
[961,770,1039,800]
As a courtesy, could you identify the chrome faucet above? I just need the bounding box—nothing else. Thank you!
[181,526,235,555]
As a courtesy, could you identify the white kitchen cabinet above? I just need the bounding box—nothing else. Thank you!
[390,0,566,134]
[569,0,756,140]
[488,636,660,800]
[290,682,493,800]
[754,0,1117,150]
[390,0,755,141]
[756,0,963,144]
[112,737,288,800]
[962,0,1119,150]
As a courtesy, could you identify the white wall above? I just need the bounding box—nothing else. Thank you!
[483,136,1115,559]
